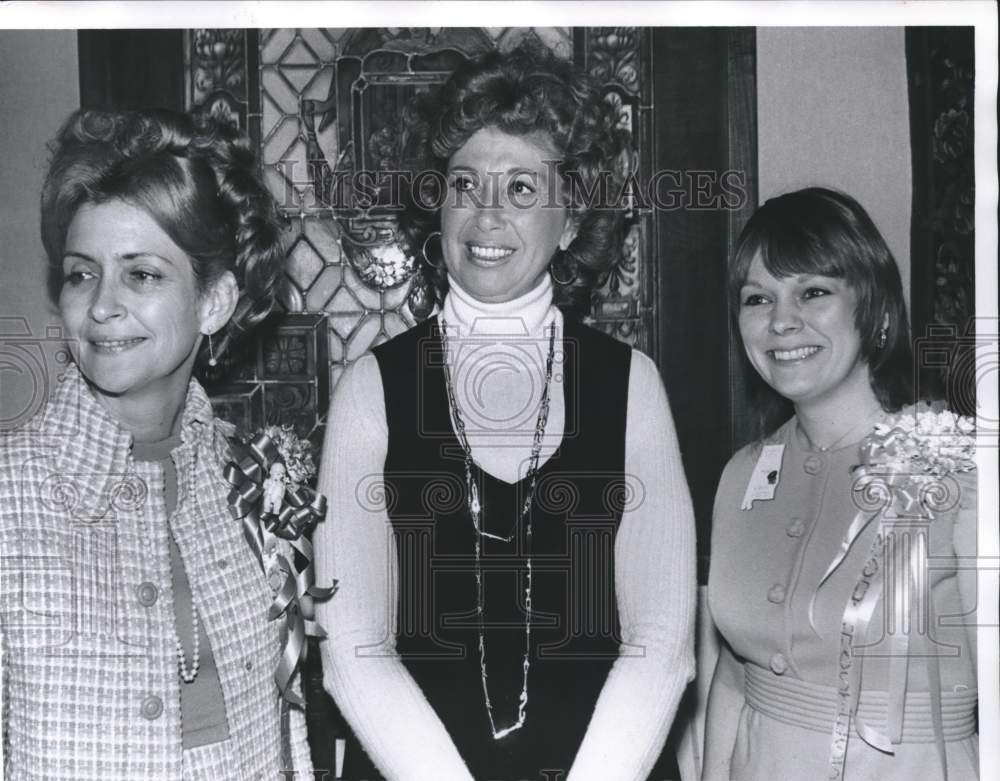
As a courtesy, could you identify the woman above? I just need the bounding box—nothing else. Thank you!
[0,109,312,779]
[315,47,696,781]
[703,188,978,780]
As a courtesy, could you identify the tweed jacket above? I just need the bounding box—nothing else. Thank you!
[0,364,311,780]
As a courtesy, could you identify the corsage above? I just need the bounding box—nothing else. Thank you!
[224,424,336,707]
[810,403,975,781]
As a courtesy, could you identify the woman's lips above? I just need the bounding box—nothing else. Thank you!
[769,345,821,362]
[89,337,147,354]
[465,243,516,262]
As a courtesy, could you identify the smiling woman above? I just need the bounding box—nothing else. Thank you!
[440,128,576,304]
[0,108,314,780]
[59,200,234,432]
[703,188,979,781]
[314,44,696,781]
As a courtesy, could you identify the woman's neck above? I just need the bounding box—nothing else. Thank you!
[91,375,190,444]
[793,366,884,451]
[442,274,555,336]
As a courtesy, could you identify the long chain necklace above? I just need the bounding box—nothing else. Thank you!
[439,317,556,740]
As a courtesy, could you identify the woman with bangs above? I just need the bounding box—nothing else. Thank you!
[702,188,978,780]
[314,45,696,781]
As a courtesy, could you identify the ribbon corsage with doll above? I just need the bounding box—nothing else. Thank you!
[224,424,336,707]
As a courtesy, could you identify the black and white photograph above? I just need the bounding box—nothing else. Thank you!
[0,2,997,780]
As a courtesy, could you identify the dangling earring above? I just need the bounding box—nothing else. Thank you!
[877,326,888,350]
[421,231,443,270]
[406,266,435,322]
[207,332,218,367]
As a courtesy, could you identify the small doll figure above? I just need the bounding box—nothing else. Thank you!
[262,461,287,515]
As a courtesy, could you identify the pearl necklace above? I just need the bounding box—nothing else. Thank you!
[176,604,201,683]
[440,318,556,740]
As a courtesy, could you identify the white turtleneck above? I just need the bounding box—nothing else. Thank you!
[314,274,696,781]
[440,274,564,483]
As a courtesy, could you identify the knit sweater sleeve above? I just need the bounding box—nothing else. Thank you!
[313,355,474,781]
[566,350,697,781]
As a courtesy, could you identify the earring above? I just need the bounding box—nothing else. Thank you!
[877,326,888,350]
[549,250,578,286]
[207,332,218,367]
[421,231,443,270]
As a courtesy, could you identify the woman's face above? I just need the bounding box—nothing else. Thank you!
[440,126,575,303]
[737,254,872,409]
[59,199,224,408]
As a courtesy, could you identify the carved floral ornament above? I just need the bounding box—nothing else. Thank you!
[190,29,247,126]
[589,28,640,95]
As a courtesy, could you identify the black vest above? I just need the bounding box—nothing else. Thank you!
[347,315,631,781]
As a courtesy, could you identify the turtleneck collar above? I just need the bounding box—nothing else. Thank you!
[442,273,557,337]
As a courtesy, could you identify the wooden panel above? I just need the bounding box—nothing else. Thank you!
[78,30,186,111]
[650,28,757,577]
[905,27,976,414]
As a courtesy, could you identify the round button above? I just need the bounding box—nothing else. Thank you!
[786,518,806,538]
[767,583,786,604]
[136,582,159,607]
[803,455,824,475]
[217,558,228,570]
[769,652,789,675]
[140,695,163,720]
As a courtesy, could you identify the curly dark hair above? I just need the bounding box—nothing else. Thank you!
[728,187,915,440]
[40,108,285,361]
[401,43,631,317]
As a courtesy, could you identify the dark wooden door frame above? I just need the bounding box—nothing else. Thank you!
[650,28,757,578]
[78,30,187,112]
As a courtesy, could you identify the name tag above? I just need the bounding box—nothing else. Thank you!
[741,444,785,510]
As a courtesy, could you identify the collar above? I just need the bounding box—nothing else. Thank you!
[42,363,215,518]
[443,274,556,337]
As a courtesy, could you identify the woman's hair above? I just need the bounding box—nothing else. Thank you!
[401,43,631,317]
[728,187,914,439]
[41,108,285,360]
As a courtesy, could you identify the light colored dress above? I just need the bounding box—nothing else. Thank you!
[708,414,978,780]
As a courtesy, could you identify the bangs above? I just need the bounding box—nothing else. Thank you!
[755,227,849,281]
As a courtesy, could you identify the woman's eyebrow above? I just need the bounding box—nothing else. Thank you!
[62,251,96,263]
[120,252,176,266]
[62,251,176,267]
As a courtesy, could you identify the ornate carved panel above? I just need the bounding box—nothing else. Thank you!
[582,27,654,355]
[906,28,977,417]
[198,313,330,449]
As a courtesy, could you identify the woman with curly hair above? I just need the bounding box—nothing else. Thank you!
[0,108,312,779]
[315,45,696,781]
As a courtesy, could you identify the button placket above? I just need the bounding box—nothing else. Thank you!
[776,439,835,681]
